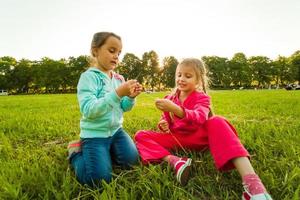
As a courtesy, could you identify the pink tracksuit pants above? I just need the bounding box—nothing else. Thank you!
[135,116,249,171]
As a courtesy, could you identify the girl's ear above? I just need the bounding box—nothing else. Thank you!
[91,48,97,57]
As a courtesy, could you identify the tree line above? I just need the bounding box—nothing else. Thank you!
[0,50,299,94]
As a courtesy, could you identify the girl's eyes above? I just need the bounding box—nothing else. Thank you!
[109,48,121,55]
[177,74,192,78]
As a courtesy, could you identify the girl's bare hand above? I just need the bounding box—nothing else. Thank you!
[129,82,143,98]
[155,99,177,112]
[158,119,170,133]
[116,80,138,97]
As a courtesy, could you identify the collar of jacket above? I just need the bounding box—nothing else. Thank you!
[87,67,124,82]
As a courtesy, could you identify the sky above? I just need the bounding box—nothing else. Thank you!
[1,0,300,61]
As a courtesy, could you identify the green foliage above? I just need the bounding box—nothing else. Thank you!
[1,50,300,94]
[248,56,272,87]
[273,56,293,85]
[0,90,299,199]
[141,51,160,90]
[162,56,178,88]
[290,50,300,83]
[117,53,143,82]
[202,56,231,88]
[229,53,252,87]
[0,56,17,90]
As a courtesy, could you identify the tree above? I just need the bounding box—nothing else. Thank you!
[142,51,160,91]
[161,56,178,88]
[30,60,43,93]
[118,53,143,83]
[290,50,300,84]
[67,56,89,90]
[248,56,272,88]
[39,57,66,93]
[229,53,252,87]
[10,59,33,93]
[0,56,16,91]
[202,56,231,88]
[273,56,293,85]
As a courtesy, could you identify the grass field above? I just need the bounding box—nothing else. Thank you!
[0,90,299,200]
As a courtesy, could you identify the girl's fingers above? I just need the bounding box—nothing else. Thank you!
[163,128,170,133]
[155,99,163,104]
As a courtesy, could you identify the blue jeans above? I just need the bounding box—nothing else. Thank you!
[70,128,139,187]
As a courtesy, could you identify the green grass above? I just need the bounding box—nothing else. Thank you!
[0,90,299,199]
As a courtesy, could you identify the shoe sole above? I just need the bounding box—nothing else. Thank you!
[242,193,272,200]
[177,158,192,186]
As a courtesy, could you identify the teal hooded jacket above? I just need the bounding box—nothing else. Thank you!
[77,67,135,138]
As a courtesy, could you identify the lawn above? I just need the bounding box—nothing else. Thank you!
[0,90,299,199]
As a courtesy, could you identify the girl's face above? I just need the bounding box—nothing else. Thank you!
[175,64,199,94]
[93,36,122,74]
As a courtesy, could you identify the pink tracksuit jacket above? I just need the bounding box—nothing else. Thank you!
[135,90,249,171]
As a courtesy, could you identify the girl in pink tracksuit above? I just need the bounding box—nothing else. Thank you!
[134,58,272,200]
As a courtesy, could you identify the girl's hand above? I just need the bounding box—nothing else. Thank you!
[155,99,177,112]
[116,80,138,97]
[155,98,185,118]
[158,119,170,133]
[129,82,143,98]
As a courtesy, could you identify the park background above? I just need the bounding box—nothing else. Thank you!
[1,0,300,199]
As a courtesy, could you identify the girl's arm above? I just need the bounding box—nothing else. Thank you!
[176,95,210,125]
[77,72,121,119]
[120,96,135,112]
[119,77,142,112]
[156,95,211,125]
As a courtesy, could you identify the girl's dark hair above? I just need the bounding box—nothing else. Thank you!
[91,32,121,50]
[89,32,121,65]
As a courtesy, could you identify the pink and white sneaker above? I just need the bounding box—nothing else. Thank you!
[242,185,273,200]
[174,157,192,186]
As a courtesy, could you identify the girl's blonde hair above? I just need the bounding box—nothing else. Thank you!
[174,58,213,117]
[178,58,209,93]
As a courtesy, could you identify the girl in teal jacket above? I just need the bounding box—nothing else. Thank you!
[68,32,142,187]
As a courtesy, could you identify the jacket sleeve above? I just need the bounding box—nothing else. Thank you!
[177,95,211,125]
[115,74,135,112]
[120,96,135,112]
[77,72,121,119]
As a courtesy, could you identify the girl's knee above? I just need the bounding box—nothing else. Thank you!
[134,130,148,142]
[119,146,139,167]
[123,155,139,168]
[86,170,112,185]
[129,148,139,165]
[206,115,229,128]
[207,115,225,124]
[205,116,230,132]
